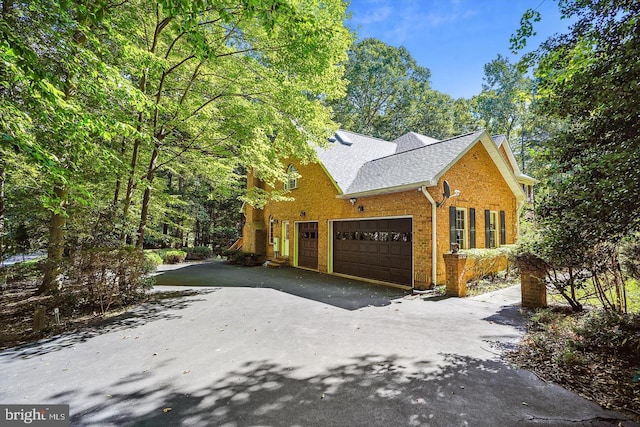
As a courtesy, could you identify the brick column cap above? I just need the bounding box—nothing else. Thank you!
[443,252,468,260]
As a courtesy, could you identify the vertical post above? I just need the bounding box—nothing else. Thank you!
[518,260,547,308]
[443,253,467,297]
[33,306,46,332]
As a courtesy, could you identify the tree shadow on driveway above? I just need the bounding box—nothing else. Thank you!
[154,261,408,310]
[0,289,216,360]
[62,353,636,427]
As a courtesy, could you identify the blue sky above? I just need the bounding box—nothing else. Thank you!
[346,0,572,99]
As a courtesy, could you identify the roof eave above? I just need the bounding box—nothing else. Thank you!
[430,131,526,202]
[316,158,344,195]
[518,173,539,184]
[338,181,436,199]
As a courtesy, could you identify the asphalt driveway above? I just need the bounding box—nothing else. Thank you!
[0,261,636,426]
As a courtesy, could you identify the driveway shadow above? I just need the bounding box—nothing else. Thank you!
[1,289,215,359]
[154,261,407,310]
[63,353,636,427]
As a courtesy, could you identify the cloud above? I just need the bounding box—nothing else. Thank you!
[352,5,393,25]
[350,0,477,44]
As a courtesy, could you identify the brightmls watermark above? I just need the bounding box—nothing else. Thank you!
[1,405,69,426]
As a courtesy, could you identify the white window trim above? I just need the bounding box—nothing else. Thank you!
[269,215,275,245]
[488,210,499,249]
[285,165,298,191]
[455,207,468,250]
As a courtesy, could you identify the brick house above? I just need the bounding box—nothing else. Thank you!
[241,129,534,289]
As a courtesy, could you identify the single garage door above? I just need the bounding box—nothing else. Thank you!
[333,218,412,286]
[298,222,318,269]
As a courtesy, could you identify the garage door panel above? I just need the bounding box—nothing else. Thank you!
[298,222,318,269]
[333,218,412,286]
[391,268,411,284]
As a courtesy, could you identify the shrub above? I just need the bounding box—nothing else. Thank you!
[621,233,640,282]
[185,246,213,260]
[571,310,640,363]
[461,247,513,284]
[65,247,154,314]
[223,250,261,266]
[0,258,44,282]
[163,250,187,264]
[143,252,163,270]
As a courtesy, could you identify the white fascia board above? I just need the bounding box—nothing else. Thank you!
[483,136,526,201]
[498,136,524,176]
[518,173,539,184]
[316,159,344,195]
[431,131,525,202]
[338,181,435,199]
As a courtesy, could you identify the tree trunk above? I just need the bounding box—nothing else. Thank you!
[162,172,171,238]
[2,0,13,18]
[121,63,146,240]
[38,184,69,295]
[135,146,160,248]
[178,175,184,246]
[121,134,141,240]
[113,137,126,206]
[0,163,5,264]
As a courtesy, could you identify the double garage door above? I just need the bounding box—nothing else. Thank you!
[333,218,412,286]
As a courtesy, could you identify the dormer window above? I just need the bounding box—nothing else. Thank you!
[285,165,298,190]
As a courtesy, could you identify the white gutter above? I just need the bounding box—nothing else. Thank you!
[420,185,438,286]
[338,181,435,200]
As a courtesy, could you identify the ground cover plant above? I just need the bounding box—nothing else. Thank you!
[507,307,640,421]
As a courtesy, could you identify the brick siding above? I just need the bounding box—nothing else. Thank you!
[243,139,519,288]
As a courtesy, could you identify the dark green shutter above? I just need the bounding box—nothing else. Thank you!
[449,206,457,247]
[484,209,491,248]
[500,210,506,245]
[469,208,476,249]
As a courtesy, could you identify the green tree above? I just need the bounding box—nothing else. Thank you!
[2,0,352,294]
[1,0,142,293]
[514,0,640,312]
[473,54,533,141]
[330,38,431,140]
[106,0,351,247]
[331,38,479,141]
[524,0,640,246]
[451,98,482,136]
[409,90,462,140]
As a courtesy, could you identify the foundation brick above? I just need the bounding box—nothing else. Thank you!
[443,253,468,297]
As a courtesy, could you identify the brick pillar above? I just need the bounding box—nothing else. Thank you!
[443,253,467,297]
[33,306,46,332]
[519,262,547,308]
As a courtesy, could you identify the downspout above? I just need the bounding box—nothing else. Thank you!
[420,186,438,286]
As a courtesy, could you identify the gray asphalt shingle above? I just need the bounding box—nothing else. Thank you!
[492,134,507,148]
[345,131,483,195]
[315,129,488,196]
[393,132,440,153]
[315,130,397,193]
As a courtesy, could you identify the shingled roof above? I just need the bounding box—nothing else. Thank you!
[315,130,396,193]
[492,134,539,185]
[315,129,524,200]
[346,131,484,195]
[392,132,440,153]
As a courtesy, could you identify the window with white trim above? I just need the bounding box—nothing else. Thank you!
[455,208,467,249]
[269,215,275,245]
[284,165,298,190]
[488,211,498,248]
